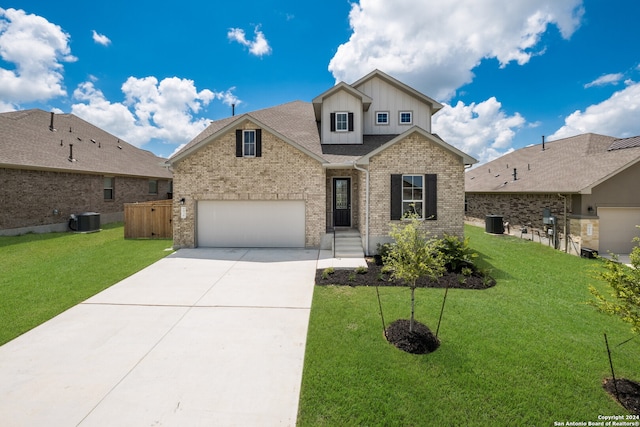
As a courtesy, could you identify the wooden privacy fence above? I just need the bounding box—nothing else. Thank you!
[124,200,172,239]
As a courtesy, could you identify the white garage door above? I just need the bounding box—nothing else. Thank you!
[598,207,640,255]
[197,200,305,248]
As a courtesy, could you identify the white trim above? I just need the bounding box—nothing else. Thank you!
[335,112,348,132]
[242,129,256,157]
[399,111,413,125]
[401,174,425,219]
[375,111,390,125]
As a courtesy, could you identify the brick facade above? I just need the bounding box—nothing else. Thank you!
[0,167,171,233]
[465,192,571,230]
[172,123,325,248]
[366,133,466,253]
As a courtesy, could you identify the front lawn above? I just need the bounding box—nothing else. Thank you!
[298,224,639,425]
[0,223,173,346]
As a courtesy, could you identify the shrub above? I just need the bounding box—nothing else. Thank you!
[437,234,479,274]
[355,266,368,274]
[321,267,335,280]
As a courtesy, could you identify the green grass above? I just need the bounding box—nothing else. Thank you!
[0,223,173,346]
[298,225,639,425]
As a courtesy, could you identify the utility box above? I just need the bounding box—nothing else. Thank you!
[581,247,598,259]
[485,215,504,234]
[76,212,100,232]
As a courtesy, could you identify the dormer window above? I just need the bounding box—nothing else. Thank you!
[336,112,348,131]
[399,111,413,125]
[376,111,389,125]
[330,112,354,132]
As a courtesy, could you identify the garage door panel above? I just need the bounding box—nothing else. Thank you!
[197,201,305,248]
[598,207,640,254]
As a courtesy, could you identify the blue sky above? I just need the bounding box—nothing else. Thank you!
[1,0,640,164]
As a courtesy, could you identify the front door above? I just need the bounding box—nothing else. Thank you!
[333,178,351,227]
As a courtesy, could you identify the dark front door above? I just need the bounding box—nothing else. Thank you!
[333,178,351,227]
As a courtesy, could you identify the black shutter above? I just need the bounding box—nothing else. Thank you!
[348,112,354,131]
[235,129,243,157]
[255,129,262,157]
[425,174,437,220]
[330,113,336,132]
[390,174,402,220]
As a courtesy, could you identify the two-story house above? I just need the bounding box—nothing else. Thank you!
[168,70,477,254]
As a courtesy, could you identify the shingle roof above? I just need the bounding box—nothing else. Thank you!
[0,109,171,179]
[171,100,476,166]
[465,133,640,193]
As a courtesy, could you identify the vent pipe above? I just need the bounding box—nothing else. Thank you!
[49,112,55,131]
[542,135,545,151]
[232,103,235,116]
[68,143,74,162]
[513,168,517,181]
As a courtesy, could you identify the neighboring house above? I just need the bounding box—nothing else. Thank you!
[0,109,173,235]
[168,70,477,254]
[465,133,640,255]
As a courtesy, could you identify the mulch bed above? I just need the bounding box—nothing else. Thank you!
[315,260,496,290]
[602,378,640,415]
[384,319,440,354]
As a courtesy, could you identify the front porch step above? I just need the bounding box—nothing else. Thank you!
[334,228,365,258]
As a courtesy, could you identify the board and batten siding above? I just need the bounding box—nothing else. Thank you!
[320,90,363,144]
[355,77,432,134]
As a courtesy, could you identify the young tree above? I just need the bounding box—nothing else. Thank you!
[590,235,640,335]
[384,216,446,332]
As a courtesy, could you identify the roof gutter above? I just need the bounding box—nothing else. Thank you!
[353,161,370,255]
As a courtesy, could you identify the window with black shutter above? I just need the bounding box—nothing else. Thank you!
[390,173,437,220]
[235,129,262,157]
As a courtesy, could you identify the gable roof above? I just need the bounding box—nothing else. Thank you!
[169,101,326,165]
[311,82,373,121]
[356,127,477,166]
[0,109,171,178]
[465,133,640,194]
[351,69,444,113]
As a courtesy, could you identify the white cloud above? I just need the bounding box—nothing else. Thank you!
[71,77,233,148]
[584,73,624,88]
[433,97,525,164]
[228,26,272,57]
[550,82,640,140]
[92,30,111,46]
[0,8,76,108]
[329,0,584,100]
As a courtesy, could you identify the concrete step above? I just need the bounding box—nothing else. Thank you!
[333,229,365,258]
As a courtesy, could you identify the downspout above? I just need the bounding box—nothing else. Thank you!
[558,193,567,253]
[353,162,370,255]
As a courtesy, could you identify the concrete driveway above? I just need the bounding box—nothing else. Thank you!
[0,248,318,426]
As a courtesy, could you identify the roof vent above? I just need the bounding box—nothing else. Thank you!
[68,143,76,162]
[49,112,56,132]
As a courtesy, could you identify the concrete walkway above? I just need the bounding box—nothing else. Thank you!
[0,248,318,426]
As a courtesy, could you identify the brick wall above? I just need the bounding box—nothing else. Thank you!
[465,192,572,230]
[172,123,325,248]
[0,167,171,232]
[366,133,466,253]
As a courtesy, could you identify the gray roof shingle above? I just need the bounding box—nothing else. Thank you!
[0,109,172,179]
[465,133,640,193]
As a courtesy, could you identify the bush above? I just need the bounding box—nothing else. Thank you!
[436,234,479,274]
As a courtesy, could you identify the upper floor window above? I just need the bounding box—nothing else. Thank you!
[330,112,354,132]
[376,111,389,125]
[243,130,256,157]
[336,112,348,132]
[399,111,413,125]
[235,129,262,158]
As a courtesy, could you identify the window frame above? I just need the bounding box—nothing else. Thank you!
[243,129,256,157]
[148,179,158,195]
[335,112,348,132]
[401,174,424,219]
[376,111,390,125]
[103,176,114,201]
[399,111,413,125]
